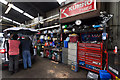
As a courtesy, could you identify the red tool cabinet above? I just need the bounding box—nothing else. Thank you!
[77,42,103,73]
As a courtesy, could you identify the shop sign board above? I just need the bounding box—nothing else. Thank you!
[60,0,96,19]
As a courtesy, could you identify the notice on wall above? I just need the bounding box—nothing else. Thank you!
[60,0,96,19]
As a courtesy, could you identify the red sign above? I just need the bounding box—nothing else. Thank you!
[60,0,96,19]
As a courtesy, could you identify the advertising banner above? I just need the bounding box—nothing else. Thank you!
[60,0,96,19]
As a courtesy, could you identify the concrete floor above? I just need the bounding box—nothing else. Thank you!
[2,56,88,79]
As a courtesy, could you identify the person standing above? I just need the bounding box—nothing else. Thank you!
[20,37,32,69]
[8,34,20,74]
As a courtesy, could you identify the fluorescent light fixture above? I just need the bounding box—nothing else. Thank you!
[0,19,2,22]
[0,0,8,5]
[57,0,66,4]
[13,21,21,25]
[23,13,34,19]
[1,16,21,25]
[2,16,12,22]
[5,6,12,14]
[8,3,24,13]
[1,16,3,18]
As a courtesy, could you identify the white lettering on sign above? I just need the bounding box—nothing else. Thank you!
[69,0,93,12]
[79,5,92,12]
[109,66,119,75]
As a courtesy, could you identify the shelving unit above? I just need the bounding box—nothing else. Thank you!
[37,24,62,62]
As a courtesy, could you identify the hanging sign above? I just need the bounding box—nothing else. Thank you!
[60,0,96,19]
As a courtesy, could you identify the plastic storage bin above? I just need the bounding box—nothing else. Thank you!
[64,40,68,48]
[99,70,111,80]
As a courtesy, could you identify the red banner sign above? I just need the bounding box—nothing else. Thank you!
[60,0,96,19]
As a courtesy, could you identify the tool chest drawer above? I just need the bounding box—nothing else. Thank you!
[85,56,101,62]
[85,52,101,58]
[86,43,102,48]
[86,47,101,52]
[78,50,85,55]
[85,61,102,68]
[78,47,86,50]
[78,42,86,47]
[85,60,101,66]
[78,57,85,61]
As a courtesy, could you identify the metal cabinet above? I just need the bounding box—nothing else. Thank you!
[68,42,77,65]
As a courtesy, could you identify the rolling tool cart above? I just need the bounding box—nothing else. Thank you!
[77,12,113,73]
[77,33,103,73]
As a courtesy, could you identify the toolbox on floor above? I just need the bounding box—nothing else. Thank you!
[87,71,98,79]
[99,70,111,80]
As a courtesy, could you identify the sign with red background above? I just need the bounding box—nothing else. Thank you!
[60,0,96,19]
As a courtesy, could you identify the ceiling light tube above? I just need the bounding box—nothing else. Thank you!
[0,0,8,5]
[8,4,24,13]
[5,6,12,14]
[13,21,21,25]
[1,16,3,18]
[0,19,2,22]
[2,16,12,22]
[1,16,21,25]
[57,0,66,4]
[23,13,34,19]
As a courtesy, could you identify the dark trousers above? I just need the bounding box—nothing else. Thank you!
[9,55,19,72]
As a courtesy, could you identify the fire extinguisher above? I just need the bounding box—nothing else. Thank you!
[114,46,117,54]
[61,33,62,41]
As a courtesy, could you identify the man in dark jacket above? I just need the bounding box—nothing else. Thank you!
[20,37,32,69]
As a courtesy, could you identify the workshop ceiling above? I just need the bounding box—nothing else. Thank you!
[1,2,60,23]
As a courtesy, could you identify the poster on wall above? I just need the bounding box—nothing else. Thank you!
[60,0,97,19]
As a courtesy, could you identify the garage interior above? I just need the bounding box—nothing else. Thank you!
[0,0,120,80]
